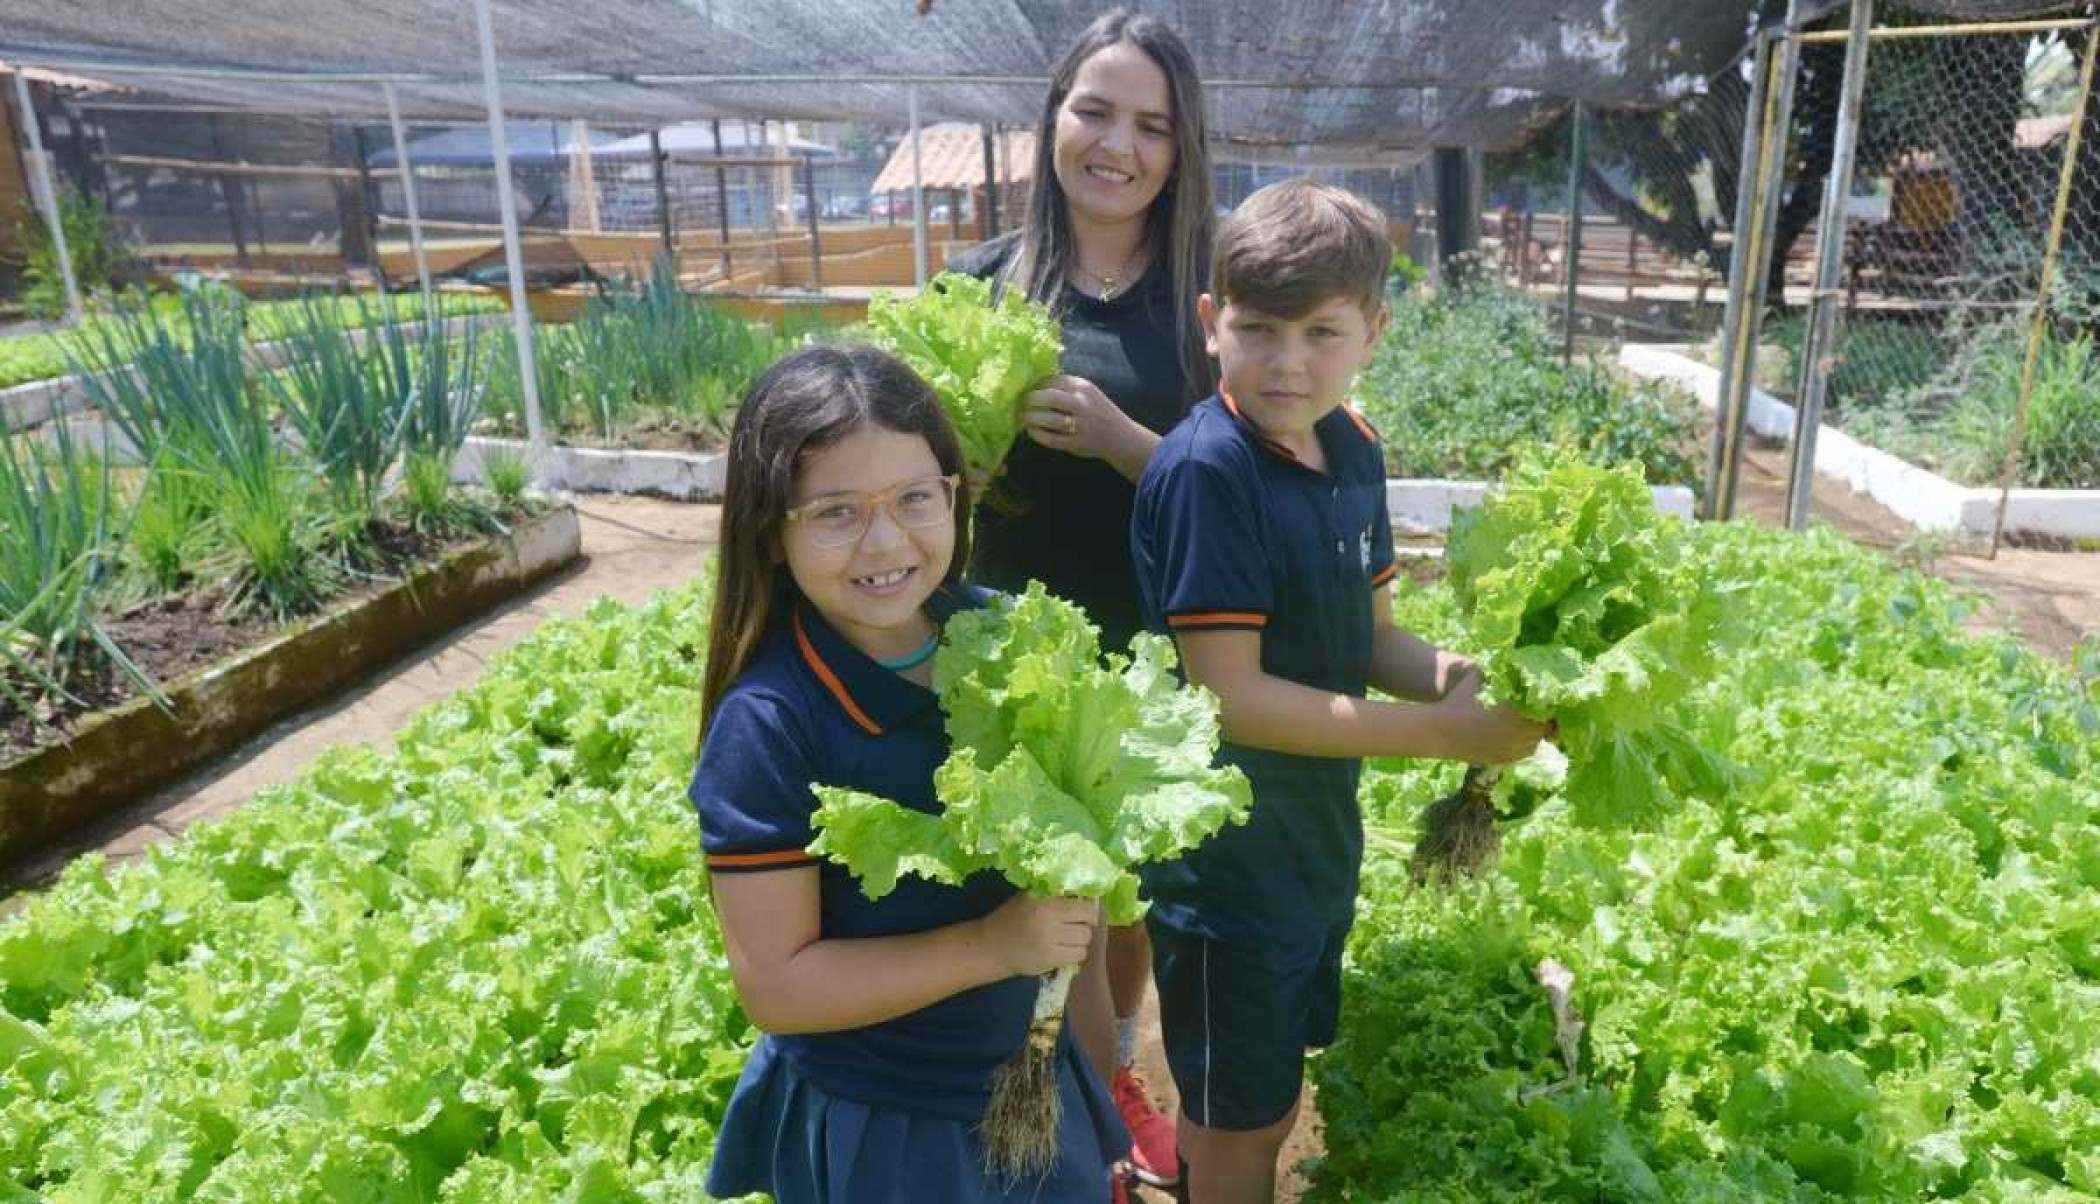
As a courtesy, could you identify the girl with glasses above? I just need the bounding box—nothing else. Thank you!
[691,344,1128,1201]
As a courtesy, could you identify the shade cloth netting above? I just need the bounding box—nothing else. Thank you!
[3,1,2083,161]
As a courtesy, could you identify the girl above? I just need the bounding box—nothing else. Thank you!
[691,344,1127,1201]
[952,10,1214,1185]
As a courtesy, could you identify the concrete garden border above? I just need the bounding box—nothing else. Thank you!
[0,503,581,866]
[0,311,508,434]
[1620,344,2100,540]
[448,436,1695,533]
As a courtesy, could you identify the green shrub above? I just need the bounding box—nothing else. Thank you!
[1358,280,1702,488]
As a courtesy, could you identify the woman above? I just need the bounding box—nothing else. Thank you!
[950,8,1214,1193]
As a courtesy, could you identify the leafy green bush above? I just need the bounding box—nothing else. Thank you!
[19,193,130,320]
[1843,316,2100,489]
[1358,281,1703,488]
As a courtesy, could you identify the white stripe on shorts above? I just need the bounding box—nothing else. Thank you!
[1201,938,1213,1127]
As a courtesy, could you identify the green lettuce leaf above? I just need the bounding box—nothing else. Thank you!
[866,272,1062,481]
[812,584,1251,924]
[1447,452,1739,828]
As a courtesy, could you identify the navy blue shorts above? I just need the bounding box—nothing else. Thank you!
[1147,916,1351,1131]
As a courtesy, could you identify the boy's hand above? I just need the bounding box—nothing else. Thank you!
[1436,672,1550,765]
[1436,654,1481,699]
[979,893,1100,978]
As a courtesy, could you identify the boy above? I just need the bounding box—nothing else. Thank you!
[1129,179,1545,1202]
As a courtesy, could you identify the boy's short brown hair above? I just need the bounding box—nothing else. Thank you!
[1212,179,1392,319]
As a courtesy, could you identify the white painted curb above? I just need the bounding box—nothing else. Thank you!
[1619,343,2100,540]
[453,436,727,502]
[1386,478,1694,537]
[2,312,507,434]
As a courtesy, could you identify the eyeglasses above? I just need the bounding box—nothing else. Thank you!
[784,474,959,549]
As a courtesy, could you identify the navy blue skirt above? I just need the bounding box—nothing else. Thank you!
[707,1034,1128,1203]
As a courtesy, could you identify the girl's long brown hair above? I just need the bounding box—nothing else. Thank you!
[699,344,971,734]
[1007,8,1217,401]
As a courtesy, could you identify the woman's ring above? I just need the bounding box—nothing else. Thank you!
[1061,414,1077,434]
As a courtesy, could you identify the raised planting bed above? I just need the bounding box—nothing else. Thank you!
[454,435,726,501]
[448,436,1697,533]
[1622,343,2100,540]
[0,502,580,867]
[1,309,508,433]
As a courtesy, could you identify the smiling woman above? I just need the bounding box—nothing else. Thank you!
[946,8,1218,1193]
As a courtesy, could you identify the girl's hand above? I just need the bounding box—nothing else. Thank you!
[1435,672,1550,765]
[979,893,1100,978]
[1435,654,1482,699]
[1021,375,1143,465]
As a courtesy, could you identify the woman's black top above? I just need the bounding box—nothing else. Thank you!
[950,232,1198,654]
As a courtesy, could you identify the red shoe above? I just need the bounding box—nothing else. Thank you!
[1111,1066,1181,1187]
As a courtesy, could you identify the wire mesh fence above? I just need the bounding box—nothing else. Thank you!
[1785,19,2100,501]
[1697,9,2100,546]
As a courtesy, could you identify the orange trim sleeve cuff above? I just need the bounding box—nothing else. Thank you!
[708,848,821,874]
[1166,610,1270,631]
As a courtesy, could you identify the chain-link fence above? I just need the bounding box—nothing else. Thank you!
[1704,8,2099,547]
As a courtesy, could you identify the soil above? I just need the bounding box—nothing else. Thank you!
[0,517,506,764]
[1727,439,2100,661]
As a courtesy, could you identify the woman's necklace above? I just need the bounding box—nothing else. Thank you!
[1075,240,1146,301]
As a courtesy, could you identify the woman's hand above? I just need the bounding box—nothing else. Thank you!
[978,893,1100,978]
[1020,374,1158,481]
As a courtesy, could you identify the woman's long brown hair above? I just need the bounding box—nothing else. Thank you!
[1006,8,1217,401]
[699,344,971,735]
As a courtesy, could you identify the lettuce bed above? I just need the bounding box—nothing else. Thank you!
[1,581,745,1201]
[1314,521,2100,1201]
[4,516,2097,1201]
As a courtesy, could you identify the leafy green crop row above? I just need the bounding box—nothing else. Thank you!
[1,580,746,1201]
[1358,281,1704,489]
[1313,520,2100,1201]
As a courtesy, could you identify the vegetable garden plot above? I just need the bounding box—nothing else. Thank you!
[1357,282,1705,490]
[4,485,2097,1199]
[1316,520,2100,1201]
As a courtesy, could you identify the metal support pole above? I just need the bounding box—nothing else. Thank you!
[350,124,382,271]
[471,0,547,477]
[803,154,823,289]
[1703,26,1776,519]
[382,82,434,303]
[649,128,675,263]
[1783,0,1874,532]
[206,111,251,265]
[1560,102,1587,365]
[1713,10,1804,520]
[980,123,998,240]
[712,120,732,281]
[909,83,927,287]
[12,72,84,325]
[1991,16,2099,556]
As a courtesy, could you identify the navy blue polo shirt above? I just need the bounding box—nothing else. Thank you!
[1130,393,1397,942]
[687,583,1039,1121]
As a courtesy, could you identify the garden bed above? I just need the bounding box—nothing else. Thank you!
[1622,343,2100,540]
[0,502,579,866]
[1,307,508,434]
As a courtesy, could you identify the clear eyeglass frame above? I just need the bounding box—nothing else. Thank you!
[783,473,960,549]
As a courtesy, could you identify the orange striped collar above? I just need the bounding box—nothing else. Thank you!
[1217,390,1377,474]
[790,588,980,737]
